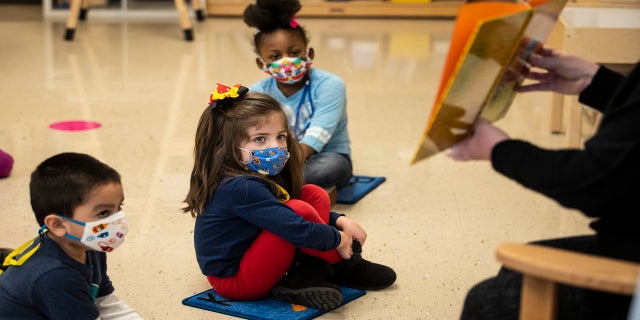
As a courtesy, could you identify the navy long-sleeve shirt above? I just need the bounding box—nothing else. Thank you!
[491,63,640,261]
[194,176,342,277]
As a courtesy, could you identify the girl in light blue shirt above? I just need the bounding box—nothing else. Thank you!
[244,0,352,197]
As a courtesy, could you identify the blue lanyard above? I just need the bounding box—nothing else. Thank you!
[295,79,313,137]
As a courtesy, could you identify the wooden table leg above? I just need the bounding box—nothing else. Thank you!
[64,0,83,41]
[550,92,564,134]
[567,96,583,148]
[174,0,194,41]
[192,0,206,22]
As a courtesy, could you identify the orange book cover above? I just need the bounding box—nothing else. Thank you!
[411,0,567,164]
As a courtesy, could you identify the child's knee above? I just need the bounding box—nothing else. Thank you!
[285,199,319,221]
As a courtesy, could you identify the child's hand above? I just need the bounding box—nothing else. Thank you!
[336,230,353,260]
[336,216,367,246]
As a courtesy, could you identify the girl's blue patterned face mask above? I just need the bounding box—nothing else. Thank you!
[239,147,290,176]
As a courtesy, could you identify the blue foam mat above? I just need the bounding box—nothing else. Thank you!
[337,175,386,205]
[182,287,366,320]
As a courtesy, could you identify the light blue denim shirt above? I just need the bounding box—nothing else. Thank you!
[250,68,351,158]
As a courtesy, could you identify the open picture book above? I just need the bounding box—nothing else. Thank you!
[411,0,568,164]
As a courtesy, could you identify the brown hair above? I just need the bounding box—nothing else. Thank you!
[183,91,304,217]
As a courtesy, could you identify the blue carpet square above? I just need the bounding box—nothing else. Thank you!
[337,176,386,205]
[182,287,366,320]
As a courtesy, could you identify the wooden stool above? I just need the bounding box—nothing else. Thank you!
[64,0,206,42]
[547,9,640,147]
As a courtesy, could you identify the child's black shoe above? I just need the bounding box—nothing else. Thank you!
[270,253,343,311]
[329,240,396,290]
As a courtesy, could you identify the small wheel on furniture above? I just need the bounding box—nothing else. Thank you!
[195,9,206,22]
[64,28,76,41]
[79,8,88,20]
[184,29,194,41]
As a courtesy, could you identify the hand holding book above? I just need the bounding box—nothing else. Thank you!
[411,0,568,163]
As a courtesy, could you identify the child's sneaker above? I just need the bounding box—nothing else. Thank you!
[270,253,343,311]
[270,285,342,311]
[329,240,396,290]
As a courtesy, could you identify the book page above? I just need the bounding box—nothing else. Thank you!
[411,0,568,164]
[481,0,569,121]
[412,8,532,163]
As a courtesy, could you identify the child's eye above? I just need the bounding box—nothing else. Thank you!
[254,137,265,143]
[97,210,110,218]
[269,54,280,61]
[277,134,287,141]
[290,50,300,57]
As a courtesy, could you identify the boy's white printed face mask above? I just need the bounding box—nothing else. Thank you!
[60,211,128,252]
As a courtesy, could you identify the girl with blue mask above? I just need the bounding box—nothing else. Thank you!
[244,0,353,203]
[183,83,396,311]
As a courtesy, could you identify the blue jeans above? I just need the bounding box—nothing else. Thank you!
[304,152,352,189]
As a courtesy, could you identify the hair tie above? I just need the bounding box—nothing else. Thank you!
[289,15,299,28]
[208,83,249,108]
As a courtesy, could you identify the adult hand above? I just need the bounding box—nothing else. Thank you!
[518,45,599,95]
[447,118,509,161]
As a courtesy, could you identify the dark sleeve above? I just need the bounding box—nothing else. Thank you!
[329,212,345,227]
[579,66,626,112]
[491,140,603,215]
[229,178,341,251]
[94,252,115,299]
[33,268,100,320]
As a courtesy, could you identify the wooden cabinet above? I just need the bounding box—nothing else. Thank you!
[206,0,463,18]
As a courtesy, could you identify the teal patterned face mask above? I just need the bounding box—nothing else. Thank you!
[239,147,290,176]
[261,56,312,84]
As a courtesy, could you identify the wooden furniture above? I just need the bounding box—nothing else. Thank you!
[206,0,463,18]
[62,0,206,41]
[496,242,639,320]
[547,6,640,147]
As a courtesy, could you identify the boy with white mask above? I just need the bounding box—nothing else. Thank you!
[0,152,142,320]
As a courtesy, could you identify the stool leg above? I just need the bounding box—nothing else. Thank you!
[192,0,205,22]
[174,0,194,41]
[79,0,89,21]
[550,92,564,134]
[567,96,583,148]
[64,0,83,41]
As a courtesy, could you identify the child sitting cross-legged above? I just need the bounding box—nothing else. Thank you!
[183,83,396,311]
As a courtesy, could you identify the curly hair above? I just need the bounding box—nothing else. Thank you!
[242,0,309,53]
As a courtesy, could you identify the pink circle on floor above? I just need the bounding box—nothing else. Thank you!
[49,120,102,131]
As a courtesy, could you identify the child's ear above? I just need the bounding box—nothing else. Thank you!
[255,57,265,70]
[308,47,315,60]
[43,214,67,237]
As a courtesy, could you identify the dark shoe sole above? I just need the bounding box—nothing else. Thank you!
[331,278,395,291]
[270,285,343,311]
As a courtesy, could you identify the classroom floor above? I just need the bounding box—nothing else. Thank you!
[0,4,596,319]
